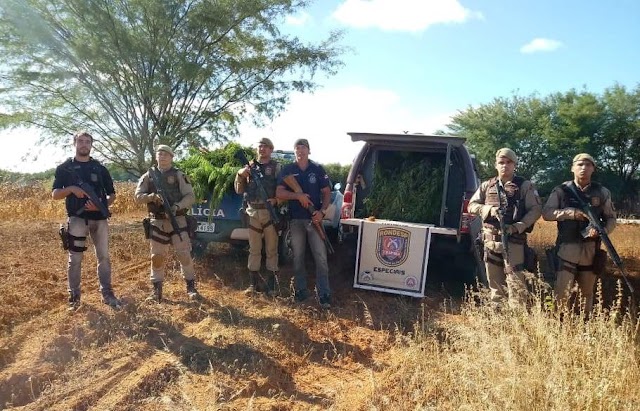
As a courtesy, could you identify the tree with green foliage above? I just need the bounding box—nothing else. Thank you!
[322,163,350,191]
[0,0,343,175]
[448,84,640,212]
[448,94,553,183]
[598,84,640,210]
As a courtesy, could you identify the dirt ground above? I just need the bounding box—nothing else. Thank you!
[0,217,450,410]
[1,218,639,410]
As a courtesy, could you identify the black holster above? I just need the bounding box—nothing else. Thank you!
[524,244,538,272]
[186,215,198,239]
[239,207,249,228]
[143,218,151,239]
[59,224,70,250]
[545,247,558,273]
[593,249,608,276]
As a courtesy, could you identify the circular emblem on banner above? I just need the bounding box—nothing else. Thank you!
[376,227,411,267]
[167,175,176,185]
[360,270,373,281]
[405,276,417,288]
[308,173,317,184]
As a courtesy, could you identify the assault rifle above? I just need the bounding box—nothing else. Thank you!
[234,150,280,226]
[566,184,634,294]
[282,174,335,254]
[495,179,512,271]
[149,167,183,241]
[65,167,111,218]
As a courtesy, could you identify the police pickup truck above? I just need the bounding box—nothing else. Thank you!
[190,150,343,262]
[339,132,485,287]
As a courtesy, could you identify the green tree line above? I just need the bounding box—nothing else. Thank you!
[447,83,640,214]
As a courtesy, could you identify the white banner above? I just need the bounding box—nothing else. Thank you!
[353,219,432,297]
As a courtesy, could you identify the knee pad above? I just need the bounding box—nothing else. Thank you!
[151,253,165,269]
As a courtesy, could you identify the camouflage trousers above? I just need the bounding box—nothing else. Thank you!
[554,242,597,313]
[482,232,527,306]
[148,216,194,283]
[247,208,279,272]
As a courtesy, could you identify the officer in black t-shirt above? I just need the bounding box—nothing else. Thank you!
[52,131,120,310]
[276,138,333,308]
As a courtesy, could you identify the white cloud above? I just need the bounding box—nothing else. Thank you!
[286,11,311,27]
[236,86,454,165]
[520,38,563,54]
[332,0,483,33]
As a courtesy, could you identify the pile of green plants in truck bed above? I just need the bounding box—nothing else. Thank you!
[177,142,252,206]
[363,151,445,224]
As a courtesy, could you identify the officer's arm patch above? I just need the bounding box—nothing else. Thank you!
[183,174,192,185]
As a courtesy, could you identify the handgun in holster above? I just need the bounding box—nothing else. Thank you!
[142,218,151,239]
[59,224,70,250]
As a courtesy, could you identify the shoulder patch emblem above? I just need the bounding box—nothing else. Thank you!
[183,174,191,185]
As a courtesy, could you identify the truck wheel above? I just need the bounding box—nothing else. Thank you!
[278,225,293,265]
[191,239,208,260]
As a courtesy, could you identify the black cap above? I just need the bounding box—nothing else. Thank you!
[293,138,309,149]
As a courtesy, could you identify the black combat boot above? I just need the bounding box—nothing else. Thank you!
[186,279,200,300]
[68,291,81,311]
[102,290,122,309]
[266,272,278,297]
[244,271,259,295]
[147,281,163,303]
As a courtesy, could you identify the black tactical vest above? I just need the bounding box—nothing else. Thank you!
[146,168,183,214]
[245,160,279,204]
[557,181,606,243]
[61,157,108,217]
[484,176,527,230]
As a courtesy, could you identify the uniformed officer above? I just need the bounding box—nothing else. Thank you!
[134,145,199,302]
[469,148,542,306]
[542,153,616,314]
[276,138,333,309]
[234,137,281,295]
[52,131,121,310]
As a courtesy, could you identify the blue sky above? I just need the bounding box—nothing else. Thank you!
[3,0,639,172]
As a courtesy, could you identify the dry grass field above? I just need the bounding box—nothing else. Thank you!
[1,181,639,410]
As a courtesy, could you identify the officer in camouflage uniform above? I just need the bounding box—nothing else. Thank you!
[135,145,199,302]
[542,153,616,314]
[234,137,281,295]
[469,148,542,306]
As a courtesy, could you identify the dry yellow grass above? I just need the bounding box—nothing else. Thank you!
[333,283,640,410]
[0,181,143,221]
[530,219,640,262]
[1,182,640,410]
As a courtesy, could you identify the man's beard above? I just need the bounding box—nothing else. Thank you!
[76,147,91,156]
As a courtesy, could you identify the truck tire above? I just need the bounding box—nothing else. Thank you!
[278,225,293,265]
